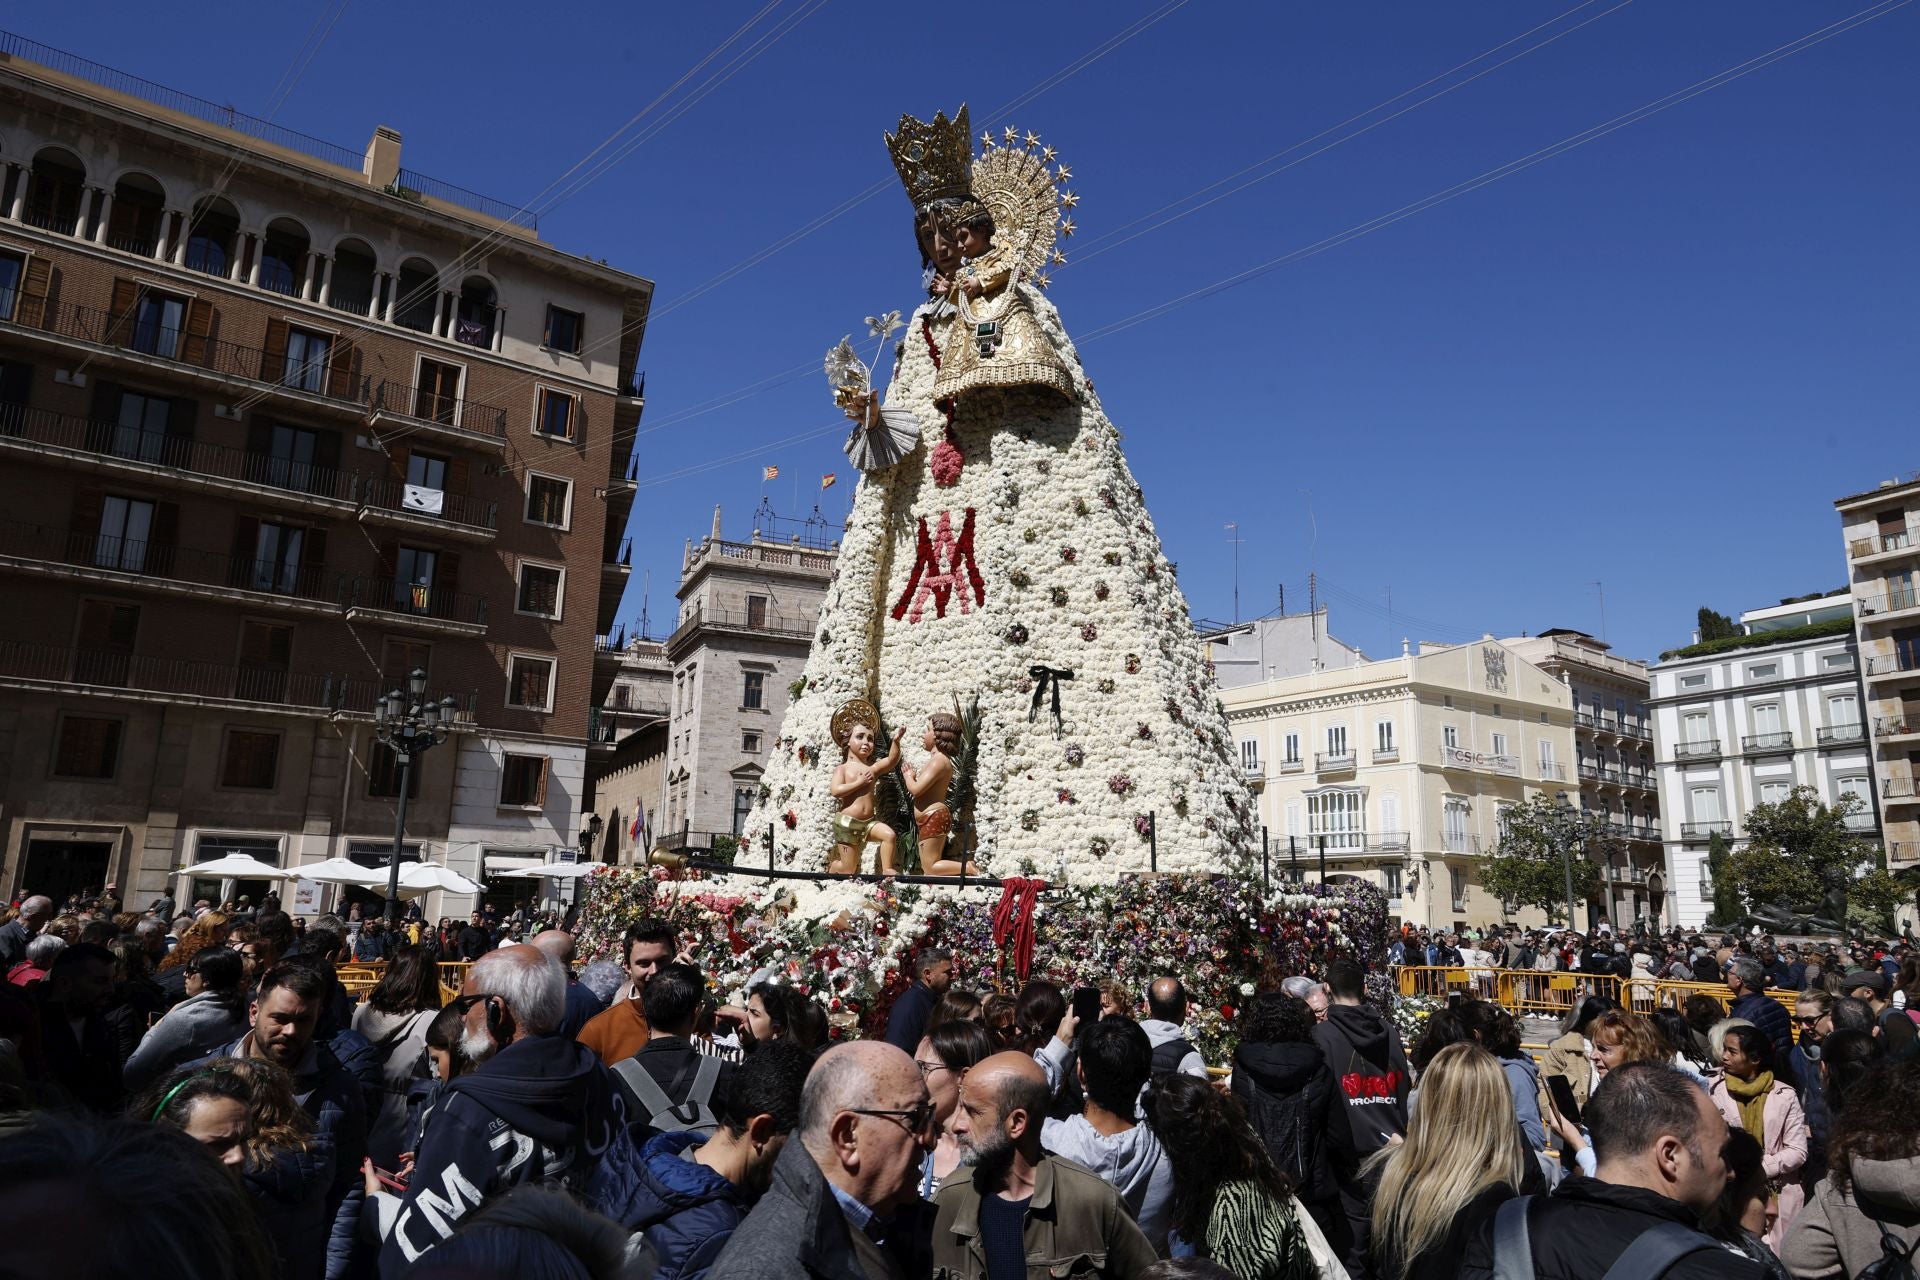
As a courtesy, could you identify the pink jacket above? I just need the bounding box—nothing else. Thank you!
[1708,1074,1808,1253]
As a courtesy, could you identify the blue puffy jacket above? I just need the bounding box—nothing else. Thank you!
[630,1131,755,1280]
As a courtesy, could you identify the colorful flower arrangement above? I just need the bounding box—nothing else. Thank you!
[575,870,1388,1062]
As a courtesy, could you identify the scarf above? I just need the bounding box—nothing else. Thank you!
[1722,1069,1775,1141]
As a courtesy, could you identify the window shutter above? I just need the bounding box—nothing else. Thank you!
[229,515,261,587]
[104,277,141,345]
[302,526,328,598]
[387,443,409,483]
[534,758,549,806]
[438,551,461,617]
[326,336,356,401]
[541,307,553,348]
[16,257,53,329]
[447,455,470,496]
[148,501,179,577]
[260,318,289,383]
[376,539,398,577]
[311,430,340,493]
[182,298,214,366]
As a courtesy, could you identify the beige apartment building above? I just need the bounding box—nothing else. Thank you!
[0,33,652,914]
[1217,619,1578,931]
[1502,630,1665,927]
[1838,474,1920,882]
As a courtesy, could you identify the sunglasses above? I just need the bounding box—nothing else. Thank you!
[851,1101,936,1135]
[450,993,498,1015]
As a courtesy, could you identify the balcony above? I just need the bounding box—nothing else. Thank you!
[586,707,619,751]
[1373,831,1410,853]
[1674,739,1721,762]
[339,575,488,637]
[1620,769,1654,790]
[1858,588,1920,624]
[1578,761,1602,782]
[1865,652,1920,684]
[1817,722,1867,747]
[0,635,336,711]
[1843,812,1880,834]
[667,603,815,653]
[1314,750,1356,774]
[356,476,496,540]
[603,537,633,587]
[1372,747,1399,764]
[1441,832,1480,855]
[1439,744,1520,776]
[0,402,357,512]
[1884,777,1920,805]
[1539,761,1566,782]
[1742,731,1795,756]
[1849,527,1919,565]
[1618,721,1652,743]
[0,297,367,416]
[1875,715,1920,743]
[0,517,341,615]
[1277,757,1304,775]
[1627,823,1660,842]
[364,380,509,452]
[1681,820,1733,841]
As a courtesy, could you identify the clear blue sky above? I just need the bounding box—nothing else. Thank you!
[26,2,1918,663]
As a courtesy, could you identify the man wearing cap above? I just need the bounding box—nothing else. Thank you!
[1841,969,1898,1032]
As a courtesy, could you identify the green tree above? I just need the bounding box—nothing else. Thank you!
[1480,794,1606,924]
[1705,831,1744,925]
[1724,786,1874,921]
[1851,853,1920,935]
[1697,607,1738,641]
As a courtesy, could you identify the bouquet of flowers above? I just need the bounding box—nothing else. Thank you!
[829,311,920,473]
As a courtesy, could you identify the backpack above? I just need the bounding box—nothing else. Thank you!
[1150,1034,1198,1081]
[1856,1220,1920,1280]
[613,1053,723,1137]
[1492,1196,1723,1280]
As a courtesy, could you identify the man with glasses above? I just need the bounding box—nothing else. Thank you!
[365,944,631,1278]
[710,1040,935,1280]
[932,1051,1156,1280]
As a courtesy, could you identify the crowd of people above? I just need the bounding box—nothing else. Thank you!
[0,884,1916,1280]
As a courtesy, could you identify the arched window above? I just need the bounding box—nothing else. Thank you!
[393,257,439,333]
[107,173,166,256]
[454,276,497,349]
[258,217,311,297]
[185,196,241,277]
[25,148,86,234]
[329,239,378,316]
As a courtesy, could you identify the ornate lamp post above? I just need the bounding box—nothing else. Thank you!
[579,813,604,863]
[372,668,457,928]
[1554,790,1580,931]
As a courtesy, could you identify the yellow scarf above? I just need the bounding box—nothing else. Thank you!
[1723,1069,1775,1141]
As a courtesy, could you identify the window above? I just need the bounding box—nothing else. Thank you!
[499,754,548,807]
[1539,739,1557,776]
[1689,786,1723,822]
[1240,739,1260,771]
[0,253,21,320]
[113,389,172,463]
[544,305,584,354]
[221,729,281,789]
[525,474,571,527]
[1828,692,1860,731]
[234,621,292,701]
[415,359,462,424]
[507,655,556,712]
[95,495,155,572]
[1680,673,1708,689]
[53,715,122,779]
[131,292,186,359]
[1283,801,1303,838]
[1443,797,1471,852]
[264,424,324,492]
[1282,732,1300,764]
[732,787,754,836]
[742,732,761,753]
[366,741,420,799]
[283,327,331,393]
[1490,732,1509,757]
[742,671,765,710]
[516,563,563,618]
[393,546,437,613]
[1306,790,1364,851]
[1375,720,1395,753]
[406,451,448,492]
[1682,711,1711,747]
[1443,725,1459,749]
[1442,695,1453,709]
[536,387,576,439]
[1384,865,1403,899]
[1450,867,1467,913]
[73,600,139,686]
[746,594,768,628]
[1821,652,1854,670]
[1747,662,1778,681]
[1326,725,1348,756]
[381,639,431,693]
[1752,703,1782,737]
[1757,780,1792,806]
[247,521,305,594]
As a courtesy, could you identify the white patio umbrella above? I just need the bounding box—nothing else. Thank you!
[291,857,387,886]
[182,854,296,880]
[504,863,604,881]
[396,862,483,895]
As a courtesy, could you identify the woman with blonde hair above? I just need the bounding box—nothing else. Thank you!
[1367,1042,1542,1280]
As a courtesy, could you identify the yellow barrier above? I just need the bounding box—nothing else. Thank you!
[1394,967,1797,1018]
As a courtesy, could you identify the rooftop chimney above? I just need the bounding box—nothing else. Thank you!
[363,126,402,189]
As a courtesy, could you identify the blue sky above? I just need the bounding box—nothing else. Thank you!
[25,2,1918,662]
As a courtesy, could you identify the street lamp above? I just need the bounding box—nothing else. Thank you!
[1554,790,1579,930]
[372,669,458,928]
[579,813,604,863]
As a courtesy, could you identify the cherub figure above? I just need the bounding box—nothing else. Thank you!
[928,200,1073,404]
[904,711,978,876]
[828,702,901,875]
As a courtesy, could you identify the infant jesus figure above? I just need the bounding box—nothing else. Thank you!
[828,706,901,875]
[904,712,978,877]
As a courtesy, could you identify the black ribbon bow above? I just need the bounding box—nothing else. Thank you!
[1028,666,1075,738]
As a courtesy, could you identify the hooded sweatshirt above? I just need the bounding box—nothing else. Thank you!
[1311,1003,1410,1159]
[1040,1113,1175,1251]
[368,1034,628,1278]
[1230,1040,1349,1203]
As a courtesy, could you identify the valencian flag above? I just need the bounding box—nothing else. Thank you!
[821,473,837,491]
[762,465,779,482]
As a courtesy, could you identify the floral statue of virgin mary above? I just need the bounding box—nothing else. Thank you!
[746,106,1256,881]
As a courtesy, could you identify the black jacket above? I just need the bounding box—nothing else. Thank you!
[1231,1039,1350,1202]
[457,924,492,960]
[708,1140,917,1280]
[618,1036,737,1132]
[882,981,935,1055]
[1311,1004,1410,1159]
[1454,1178,1766,1280]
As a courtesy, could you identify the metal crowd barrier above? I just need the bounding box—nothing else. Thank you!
[1394,967,1797,1017]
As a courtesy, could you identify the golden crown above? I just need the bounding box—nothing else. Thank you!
[885,105,974,211]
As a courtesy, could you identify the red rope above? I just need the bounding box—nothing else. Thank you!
[991,876,1047,981]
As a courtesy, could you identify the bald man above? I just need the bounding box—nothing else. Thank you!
[0,896,51,972]
[711,1040,934,1280]
[529,928,604,1040]
[933,1052,1156,1280]
[365,944,631,1277]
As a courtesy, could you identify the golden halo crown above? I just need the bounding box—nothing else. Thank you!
[886,106,974,211]
[973,126,1079,288]
[831,698,881,751]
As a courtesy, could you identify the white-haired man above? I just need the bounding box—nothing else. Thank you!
[0,895,52,971]
[363,944,630,1278]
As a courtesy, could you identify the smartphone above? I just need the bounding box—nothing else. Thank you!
[370,1166,409,1193]
[1545,1074,1582,1125]
[1071,985,1102,1026]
